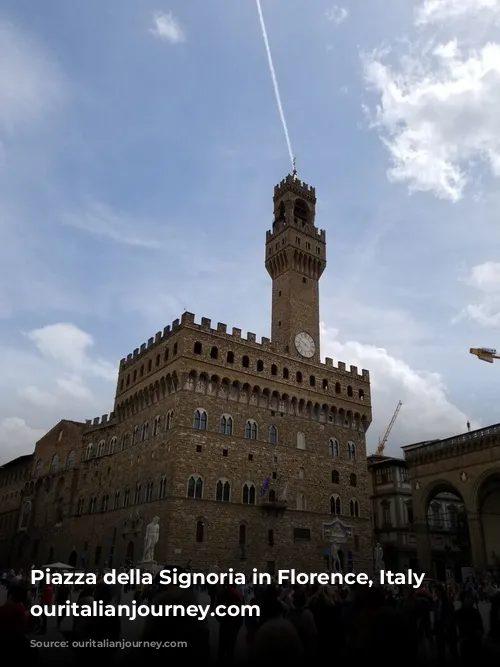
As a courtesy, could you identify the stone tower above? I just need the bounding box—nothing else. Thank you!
[265,172,326,363]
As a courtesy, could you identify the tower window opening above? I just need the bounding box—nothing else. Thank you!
[293,199,309,222]
[283,368,289,379]
[227,351,234,363]
[303,277,306,283]
[210,346,218,359]
[296,371,302,383]
[242,356,250,368]
[193,342,202,354]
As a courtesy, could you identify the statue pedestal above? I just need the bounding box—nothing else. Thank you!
[138,561,160,574]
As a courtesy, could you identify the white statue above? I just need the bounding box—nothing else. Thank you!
[330,541,342,573]
[374,542,384,571]
[142,516,160,562]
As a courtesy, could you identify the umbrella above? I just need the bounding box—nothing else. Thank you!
[42,562,74,570]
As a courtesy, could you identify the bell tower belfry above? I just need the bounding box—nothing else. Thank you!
[265,169,326,363]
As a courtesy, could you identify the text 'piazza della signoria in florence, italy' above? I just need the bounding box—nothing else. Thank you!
[1,171,500,581]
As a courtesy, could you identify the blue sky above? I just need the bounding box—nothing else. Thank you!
[1,0,500,464]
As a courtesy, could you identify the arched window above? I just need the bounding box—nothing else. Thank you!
[242,355,250,368]
[145,482,154,502]
[86,443,94,460]
[332,469,340,484]
[268,425,278,445]
[97,440,106,457]
[193,409,207,430]
[141,422,149,441]
[271,364,277,376]
[66,450,76,470]
[350,473,357,487]
[196,520,205,543]
[245,420,258,440]
[210,346,218,359]
[49,454,60,474]
[114,491,120,509]
[193,342,202,354]
[242,483,256,505]
[159,477,167,499]
[101,495,108,512]
[153,415,162,436]
[34,459,42,478]
[20,501,31,529]
[133,426,140,444]
[134,483,141,504]
[216,479,231,502]
[350,499,360,517]
[220,415,233,435]
[124,488,130,507]
[328,438,339,457]
[296,432,306,450]
[109,437,117,454]
[166,411,174,430]
[347,386,353,397]
[77,498,85,515]
[187,475,203,499]
[257,360,264,372]
[89,496,97,514]
[298,467,305,479]
[347,442,357,460]
[294,199,309,221]
[330,495,341,515]
[296,494,307,511]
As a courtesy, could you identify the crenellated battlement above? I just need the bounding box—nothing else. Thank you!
[266,226,325,242]
[119,311,369,382]
[274,174,316,202]
[83,412,116,433]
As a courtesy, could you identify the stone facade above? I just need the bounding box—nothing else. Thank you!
[15,173,373,575]
[0,454,32,567]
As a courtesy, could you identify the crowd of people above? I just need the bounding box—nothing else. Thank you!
[0,566,499,666]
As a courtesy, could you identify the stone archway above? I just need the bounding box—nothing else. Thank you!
[421,481,471,582]
[475,470,500,574]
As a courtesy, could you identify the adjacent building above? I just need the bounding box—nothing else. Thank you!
[0,454,32,567]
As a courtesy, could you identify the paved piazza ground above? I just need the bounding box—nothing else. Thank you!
[0,586,493,662]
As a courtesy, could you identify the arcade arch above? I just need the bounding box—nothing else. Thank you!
[423,482,470,582]
[475,470,500,571]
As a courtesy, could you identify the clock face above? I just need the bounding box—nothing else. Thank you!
[295,331,315,358]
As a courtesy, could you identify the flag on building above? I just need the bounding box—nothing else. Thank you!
[261,476,270,498]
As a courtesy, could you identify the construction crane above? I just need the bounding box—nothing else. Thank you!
[376,400,403,455]
[470,347,500,364]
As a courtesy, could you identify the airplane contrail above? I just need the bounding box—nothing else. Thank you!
[255,0,294,169]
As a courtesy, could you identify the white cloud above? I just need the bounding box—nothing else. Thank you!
[456,261,500,326]
[363,0,500,201]
[0,323,116,463]
[25,323,116,381]
[325,6,348,25]
[150,11,185,44]
[322,325,474,455]
[416,0,500,25]
[0,417,44,466]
